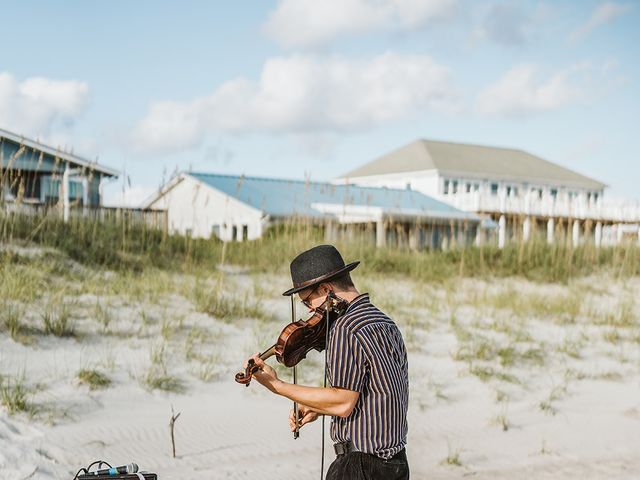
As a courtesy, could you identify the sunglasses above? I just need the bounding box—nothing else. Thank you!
[299,287,318,309]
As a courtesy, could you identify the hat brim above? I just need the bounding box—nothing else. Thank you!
[282,261,360,296]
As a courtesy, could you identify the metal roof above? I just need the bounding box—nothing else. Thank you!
[341,139,606,190]
[184,172,479,222]
[0,128,119,177]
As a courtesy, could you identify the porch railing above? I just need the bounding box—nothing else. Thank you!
[442,192,640,222]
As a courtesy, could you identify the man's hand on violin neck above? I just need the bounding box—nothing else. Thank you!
[245,353,281,393]
[289,405,319,432]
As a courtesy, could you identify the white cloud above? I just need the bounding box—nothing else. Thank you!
[476,63,591,117]
[262,0,458,47]
[569,2,632,43]
[0,72,89,136]
[132,52,460,154]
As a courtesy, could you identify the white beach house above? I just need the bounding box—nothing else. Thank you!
[337,139,640,247]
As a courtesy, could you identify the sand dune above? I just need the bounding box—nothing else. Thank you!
[1,269,639,479]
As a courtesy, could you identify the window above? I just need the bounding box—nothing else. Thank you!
[232,225,238,241]
[550,188,558,199]
[465,182,471,193]
[452,180,458,194]
[211,225,221,239]
[443,179,450,194]
[506,186,512,196]
[491,183,499,195]
[473,183,480,192]
[242,225,248,241]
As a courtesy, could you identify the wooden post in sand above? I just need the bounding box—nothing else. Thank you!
[498,215,506,249]
[595,221,603,248]
[376,219,386,248]
[170,406,181,458]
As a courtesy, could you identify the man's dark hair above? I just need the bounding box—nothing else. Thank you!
[330,272,355,291]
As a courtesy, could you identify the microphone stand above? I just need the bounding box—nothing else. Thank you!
[291,295,300,440]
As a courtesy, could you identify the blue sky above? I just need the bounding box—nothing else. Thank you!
[1,0,638,204]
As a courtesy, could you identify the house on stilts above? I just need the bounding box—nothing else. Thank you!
[337,139,640,247]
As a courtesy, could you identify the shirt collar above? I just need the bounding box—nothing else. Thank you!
[344,293,370,316]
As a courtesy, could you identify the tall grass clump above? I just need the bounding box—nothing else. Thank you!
[0,374,34,416]
[141,342,185,393]
[597,296,637,328]
[93,299,112,332]
[0,252,53,303]
[1,302,27,341]
[192,277,269,322]
[77,369,111,390]
[41,298,75,337]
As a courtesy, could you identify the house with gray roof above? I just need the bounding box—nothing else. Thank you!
[338,139,639,247]
[342,139,606,192]
[143,172,483,249]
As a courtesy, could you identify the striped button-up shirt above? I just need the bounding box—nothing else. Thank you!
[327,293,409,459]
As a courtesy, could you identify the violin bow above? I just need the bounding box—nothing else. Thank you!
[291,295,300,440]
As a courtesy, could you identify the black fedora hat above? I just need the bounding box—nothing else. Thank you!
[282,244,359,296]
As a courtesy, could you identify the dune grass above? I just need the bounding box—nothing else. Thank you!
[77,369,111,390]
[141,342,185,393]
[41,297,75,337]
[441,440,464,467]
[142,370,185,393]
[1,302,27,341]
[191,276,269,322]
[1,210,638,285]
[0,374,35,416]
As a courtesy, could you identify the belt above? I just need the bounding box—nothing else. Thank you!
[333,441,406,460]
[333,441,355,456]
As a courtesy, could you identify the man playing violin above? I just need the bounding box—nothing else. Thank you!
[245,244,410,480]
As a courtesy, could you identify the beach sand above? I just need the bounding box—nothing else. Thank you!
[1,265,639,479]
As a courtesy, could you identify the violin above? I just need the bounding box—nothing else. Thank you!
[235,292,349,386]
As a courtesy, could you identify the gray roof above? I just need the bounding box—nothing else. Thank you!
[0,128,119,177]
[146,172,480,223]
[342,139,606,190]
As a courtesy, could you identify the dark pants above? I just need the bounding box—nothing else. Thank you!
[326,449,409,480]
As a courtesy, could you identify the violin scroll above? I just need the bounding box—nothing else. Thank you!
[234,345,278,387]
[234,359,258,387]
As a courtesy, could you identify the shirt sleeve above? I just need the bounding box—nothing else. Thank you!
[328,326,367,392]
